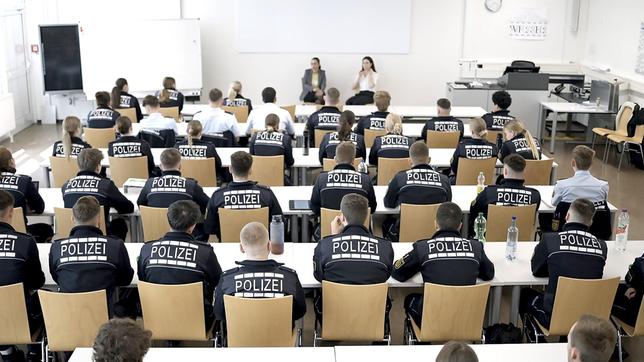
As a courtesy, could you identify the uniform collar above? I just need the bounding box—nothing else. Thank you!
[229,180,257,187]
[434,115,454,120]
[69,225,104,237]
[499,178,525,187]
[562,222,590,232]
[77,170,102,178]
[333,164,356,171]
[148,112,163,119]
[574,170,591,176]
[97,105,112,110]
[430,229,463,239]
[117,135,138,141]
[371,111,389,117]
[161,170,182,176]
[411,164,433,170]
[71,136,84,143]
[319,106,340,112]
[0,221,16,232]
[340,224,371,236]
[161,231,203,244]
[0,168,16,175]
[510,133,525,141]
[493,110,510,116]
[235,259,283,267]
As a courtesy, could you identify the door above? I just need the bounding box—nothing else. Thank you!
[1,9,32,132]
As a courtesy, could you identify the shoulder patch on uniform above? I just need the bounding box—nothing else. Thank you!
[278,265,297,274]
[222,267,241,276]
[256,184,272,190]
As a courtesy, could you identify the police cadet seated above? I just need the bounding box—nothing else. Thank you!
[306,87,342,144]
[567,315,616,362]
[139,200,222,331]
[49,196,134,316]
[140,95,179,136]
[369,113,412,167]
[62,148,134,241]
[223,80,253,111]
[111,78,143,122]
[204,151,282,241]
[383,141,451,241]
[520,199,607,333]
[194,88,243,143]
[392,202,495,327]
[249,113,295,172]
[245,87,295,138]
[108,116,157,177]
[215,222,305,328]
[87,91,121,129]
[468,153,540,237]
[174,120,225,181]
[499,119,542,162]
[52,116,92,158]
[482,90,514,131]
[310,141,377,217]
[449,117,498,184]
[419,98,465,141]
[318,110,367,164]
[612,251,644,327]
[0,190,46,362]
[156,76,184,112]
[0,147,54,243]
[92,319,152,362]
[355,90,391,135]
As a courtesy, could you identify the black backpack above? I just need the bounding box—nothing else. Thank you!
[484,323,522,344]
[626,103,644,169]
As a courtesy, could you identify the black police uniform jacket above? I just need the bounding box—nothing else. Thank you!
[223,95,253,111]
[499,133,542,162]
[108,135,155,177]
[318,132,367,164]
[0,222,45,291]
[52,136,92,158]
[116,91,143,121]
[482,110,514,130]
[214,259,306,322]
[313,224,394,284]
[369,134,413,167]
[87,106,120,129]
[174,138,224,177]
[309,164,377,217]
[249,130,295,167]
[384,164,452,208]
[626,253,644,295]
[306,106,342,144]
[0,169,45,216]
[62,171,135,223]
[158,89,184,112]
[355,111,390,135]
[137,170,210,214]
[420,116,465,141]
[450,138,498,176]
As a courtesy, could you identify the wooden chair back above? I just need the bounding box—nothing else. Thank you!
[222,105,249,122]
[485,130,503,144]
[224,295,295,347]
[320,208,370,238]
[159,106,180,122]
[84,128,115,149]
[322,158,362,172]
[399,203,440,242]
[181,158,217,187]
[10,208,26,233]
[426,131,460,149]
[116,107,138,123]
[218,207,269,242]
[486,204,537,241]
[252,155,284,186]
[54,207,106,238]
[49,157,80,188]
[524,159,554,185]
[108,156,149,187]
[314,129,334,148]
[280,105,296,120]
[614,102,636,136]
[139,206,170,242]
[455,158,497,185]
[364,129,386,148]
[0,283,32,344]
[377,157,410,185]
[38,289,109,352]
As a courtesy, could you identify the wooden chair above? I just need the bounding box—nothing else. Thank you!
[54,207,106,238]
[0,283,44,353]
[218,207,268,242]
[364,129,386,148]
[139,206,170,242]
[108,156,149,187]
[222,105,249,122]
[405,283,490,344]
[486,204,537,242]
[280,105,296,121]
[10,207,26,233]
[315,281,390,345]
[314,129,334,148]
[455,158,497,185]
[320,208,370,238]
[38,289,109,357]
[49,157,80,188]
[377,157,410,185]
[322,158,362,172]
[524,277,619,340]
[115,107,138,123]
[426,131,460,149]
[485,130,503,144]
[612,294,644,361]
[138,281,214,343]
[84,128,115,148]
[181,158,217,187]
[159,106,181,122]
[592,101,635,151]
[224,295,300,347]
[523,159,554,185]
[399,203,441,242]
[252,155,284,186]
[607,124,644,171]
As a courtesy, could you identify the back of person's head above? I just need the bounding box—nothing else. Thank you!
[265,113,280,133]
[186,120,203,146]
[374,91,391,112]
[436,341,478,362]
[567,198,596,226]
[334,141,356,165]
[115,116,132,135]
[62,116,82,158]
[77,148,103,172]
[228,81,242,99]
[95,91,111,108]
[159,77,176,103]
[572,145,595,171]
[568,315,616,362]
[240,222,270,256]
[492,90,512,109]
[503,153,526,177]
[230,151,253,178]
[326,87,340,105]
[437,98,451,111]
[0,147,15,172]
[384,113,403,135]
[337,110,356,140]
[0,190,15,220]
[340,193,369,226]
[110,78,128,108]
[209,88,224,103]
[160,148,181,171]
[435,202,462,232]
[167,200,201,233]
[262,87,276,103]
[469,117,488,139]
[409,141,429,166]
[93,318,151,362]
[72,196,101,226]
[142,95,159,109]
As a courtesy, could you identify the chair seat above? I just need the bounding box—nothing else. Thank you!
[607,134,640,143]
[612,316,636,337]
[411,318,422,341]
[592,127,619,137]
[535,319,551,337]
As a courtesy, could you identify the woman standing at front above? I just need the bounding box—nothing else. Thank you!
[300,57,326,104]
[346,56,379,105]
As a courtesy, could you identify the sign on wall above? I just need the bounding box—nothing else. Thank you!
[508,8,548,40]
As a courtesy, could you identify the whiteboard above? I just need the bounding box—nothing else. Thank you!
[236,0,411,54]
[79,19,202,98]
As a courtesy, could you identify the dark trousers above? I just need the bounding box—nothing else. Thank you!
[303,91,324,104]
[612,284,642,327]
[346,91,375,105]
[519,288,550,329]
[26,223,54,243]
[404,293,424,327]
[107,218,128,241]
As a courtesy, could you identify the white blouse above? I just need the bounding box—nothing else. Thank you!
[355,71,379,92]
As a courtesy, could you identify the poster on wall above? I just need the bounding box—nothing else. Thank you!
[508,8,548,40]
[636,22,644,75]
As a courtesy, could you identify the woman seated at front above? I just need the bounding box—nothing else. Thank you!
[300,57,326,104]
[346,56,379,105]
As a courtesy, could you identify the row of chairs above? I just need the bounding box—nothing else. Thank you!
[591,101,644,170]
[116,104,298,124]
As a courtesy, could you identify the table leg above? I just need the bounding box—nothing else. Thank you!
[302,215,310,243]
[299,167,307,186]
[291,215,299,243]
[42,166,51,188]
[510,285,521,325]
[550,164,557,185]
[550,111,558,154]
[129,215,138,242]
[461,214,469,237]
[490,286,502,325]
[291,167,298,186]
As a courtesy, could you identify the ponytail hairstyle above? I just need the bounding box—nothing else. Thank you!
[228,81,242,100]
[384,113,403,135]
[186,120,203,147]
[337,110,356,141]
[469,117,488,139]
[159,76,176,103]
[62,116,82,158]
[0,147,15,173]
[111,78,128,108]
[264,113,280,133]
[504,119,539,159]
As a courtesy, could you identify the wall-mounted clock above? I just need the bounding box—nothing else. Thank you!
[485,0,503,13]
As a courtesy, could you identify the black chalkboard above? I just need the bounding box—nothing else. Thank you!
[39,24,83,92]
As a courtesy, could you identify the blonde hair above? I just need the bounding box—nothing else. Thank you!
[186,120,202,147]
[384,113,402,135]
[62,116,81,158]
[228,81,242,100]
[469,117,488,139]
[374,91,391,112]
[504,119,539,159]
[265,113,280,133]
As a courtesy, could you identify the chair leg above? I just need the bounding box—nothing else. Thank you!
[618,143,627,171]
[591,133,596,150]
[617,328,624,362]
[603,139,610,163]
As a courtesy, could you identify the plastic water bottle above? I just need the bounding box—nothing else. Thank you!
[476,172,485,194]
[505,216,518,261]
[270,215,285,255]
[302,129,310,156]
[474,213,487,242]
[615,209,630,252]
[358,161,368,174]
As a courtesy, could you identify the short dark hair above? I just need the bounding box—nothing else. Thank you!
[435,341,478,362]
[167,200,201,232]
[572,145,595,171]
[569,198,596,226]
[335,141,356,165]
[409,141,429,165]
[503,153,526,173]
[340,194,369,226]
[261,87,276,103]
[95,91,111,107]
[73,196,101,224]
[326,87,340,103]
[142,95,159,108]
[437,98,451,110]
[93,318,151,362]
[436,202,462,231]
[0,190,15,214]
[209,88,223,102]
[160,148,181,169]
[115,116,132,135]
[230,151,253,177]
[569,315,616,362]
[77,148,104,172]
[492,90,512,109]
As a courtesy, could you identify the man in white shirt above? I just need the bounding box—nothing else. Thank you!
[245,87,295,137]
[193,88,242,139]
[552,145,609,206]
[140,95,179,135]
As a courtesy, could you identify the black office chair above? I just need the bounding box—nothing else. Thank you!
[549,201,613,240]
[138,129,176,148]
[511,60,536,68]
[202,131,237,147]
